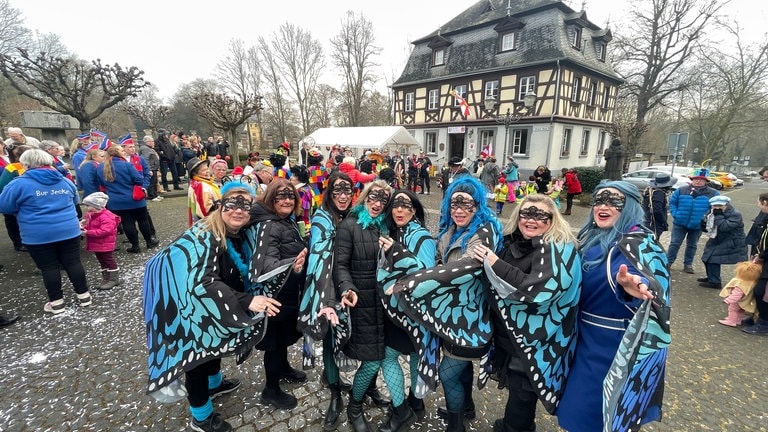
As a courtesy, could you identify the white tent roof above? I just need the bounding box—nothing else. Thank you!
[304,126,420,154]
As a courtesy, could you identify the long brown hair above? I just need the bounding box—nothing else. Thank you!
[256,178,300,215]
[101,146,124,182]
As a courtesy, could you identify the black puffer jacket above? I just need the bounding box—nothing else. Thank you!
[334,214,385,361]
[249,202,307,322]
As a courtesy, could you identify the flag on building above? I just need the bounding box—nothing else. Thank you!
[450,89,471,118]
[118,134,134,146]
[480,142,493,159]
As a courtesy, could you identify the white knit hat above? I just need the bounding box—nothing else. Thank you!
[82,192,109,210]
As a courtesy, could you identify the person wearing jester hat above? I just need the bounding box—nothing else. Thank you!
[269,146,291,180]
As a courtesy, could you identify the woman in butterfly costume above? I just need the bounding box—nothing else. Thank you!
[142,182,288,432]
[556,180,671,432]
[377,189,437,430]
[389,176,504,432]
[472,193,581,432]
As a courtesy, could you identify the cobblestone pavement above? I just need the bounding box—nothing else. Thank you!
[0,181,767,432]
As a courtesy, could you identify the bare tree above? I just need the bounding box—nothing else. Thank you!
[267,23,324,137]
[682,24,768,166]
[0,49,149,130]
[122,84,172,131]
[169,78,220,137]
[611,0,722,171]
[257,35,293,144]
[191,92,262,166]
[0,0,31,56]
[329,11,381,126]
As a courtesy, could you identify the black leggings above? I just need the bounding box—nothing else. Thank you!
[185,359,221,407]
[264,345,289,390]
[754,278,768,319]
[501,369,537,431]
[113,207,153,247]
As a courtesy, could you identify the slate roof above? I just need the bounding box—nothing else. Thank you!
[393,0,621,88]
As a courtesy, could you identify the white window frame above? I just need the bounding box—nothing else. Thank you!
[596,41,606,61]
[425,131,438,154]
[571,26,582,50]
[404,92,414,112]
[433,48,445,66]
[428,89,439,110]
[479,129,495,157]
[588,82,597,106]
[485,80,499,99]
[519,76,536,101]
[571,77,581,103]
[602,86,610,109]
[561,128,572,156]
[511,128,530,156]
[501,32,516,51]
[597,130,607,155]
[580,129,590,155]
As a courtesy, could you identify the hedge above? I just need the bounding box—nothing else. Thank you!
[573,166,605,195]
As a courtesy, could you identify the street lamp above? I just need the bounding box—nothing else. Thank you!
[484,92,537,160]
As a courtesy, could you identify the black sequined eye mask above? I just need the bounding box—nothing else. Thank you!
[221,195,253,212]
[391,197,413,210]
[593,190,626,211]
[450,195,477,212]
[519,206,553,221]
[331,182,353,197]
[273,189,296,202]
[366,189,390,206]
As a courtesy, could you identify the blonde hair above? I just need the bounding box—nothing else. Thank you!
[504,194,577,245]
[355,179,392,207]
[201,186,254,249]
[101,146,123,182]
[79,149,104,169]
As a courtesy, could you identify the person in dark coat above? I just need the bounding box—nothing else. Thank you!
[439,156,470,197]
[743,191,768,334]
[248,179,308,410]
[698,195,748,289]
[333,180,394,432]
[155,129,181,191]
[532,165,551,194]
[642,173,676,239]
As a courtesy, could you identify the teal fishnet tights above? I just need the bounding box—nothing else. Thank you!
[439,356,473,412]
[322,333,339,385]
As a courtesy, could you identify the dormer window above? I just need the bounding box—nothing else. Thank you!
[433,48,445,66]
[427,34,452,67]
[570,26,582,50]
[501,32,516,51]
[596,42,606,61]
[494,16,525,53]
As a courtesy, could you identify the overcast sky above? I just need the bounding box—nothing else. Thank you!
[13,0,766,101]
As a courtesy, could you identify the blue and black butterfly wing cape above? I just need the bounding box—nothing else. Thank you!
[602,231,671,432]
[377,221,439,398]
[297,208,352,369]
[393,223,499,357]
[143,224,269,402]
[483,237,582,414]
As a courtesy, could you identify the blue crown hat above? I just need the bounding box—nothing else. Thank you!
[220,181,256,198]
[691,168,711,180]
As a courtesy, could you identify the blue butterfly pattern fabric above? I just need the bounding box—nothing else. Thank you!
[377,220,438,398]
[392,223,500,364]
[143,224,270,402]
[483,238,582,414]
[297,208,352,370]
[602,231,671,432]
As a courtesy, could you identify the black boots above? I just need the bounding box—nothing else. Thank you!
[378,402,415,432]
[437,397,475,420]
[323,383,344,431]
[493,418,537,432]
[365,384,390,407]
[406,391,425,419]
[446,411,465,432]
[346,398,372,432]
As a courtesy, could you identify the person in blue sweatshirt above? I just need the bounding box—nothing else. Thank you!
[0,148,92,314]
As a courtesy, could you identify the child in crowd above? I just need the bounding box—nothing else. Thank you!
[547,178,564,209]
[718,260,760,326]
[493,175,508,215]
[81,192,122,290]
[516,180,537,199]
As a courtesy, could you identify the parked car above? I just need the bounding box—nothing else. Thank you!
[714,171,743,187]
[622,169,691,191]
[708,171,735,188]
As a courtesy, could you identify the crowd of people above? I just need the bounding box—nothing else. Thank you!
[5,125,768,432]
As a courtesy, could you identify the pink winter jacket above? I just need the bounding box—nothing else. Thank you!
[83,208,121,252]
